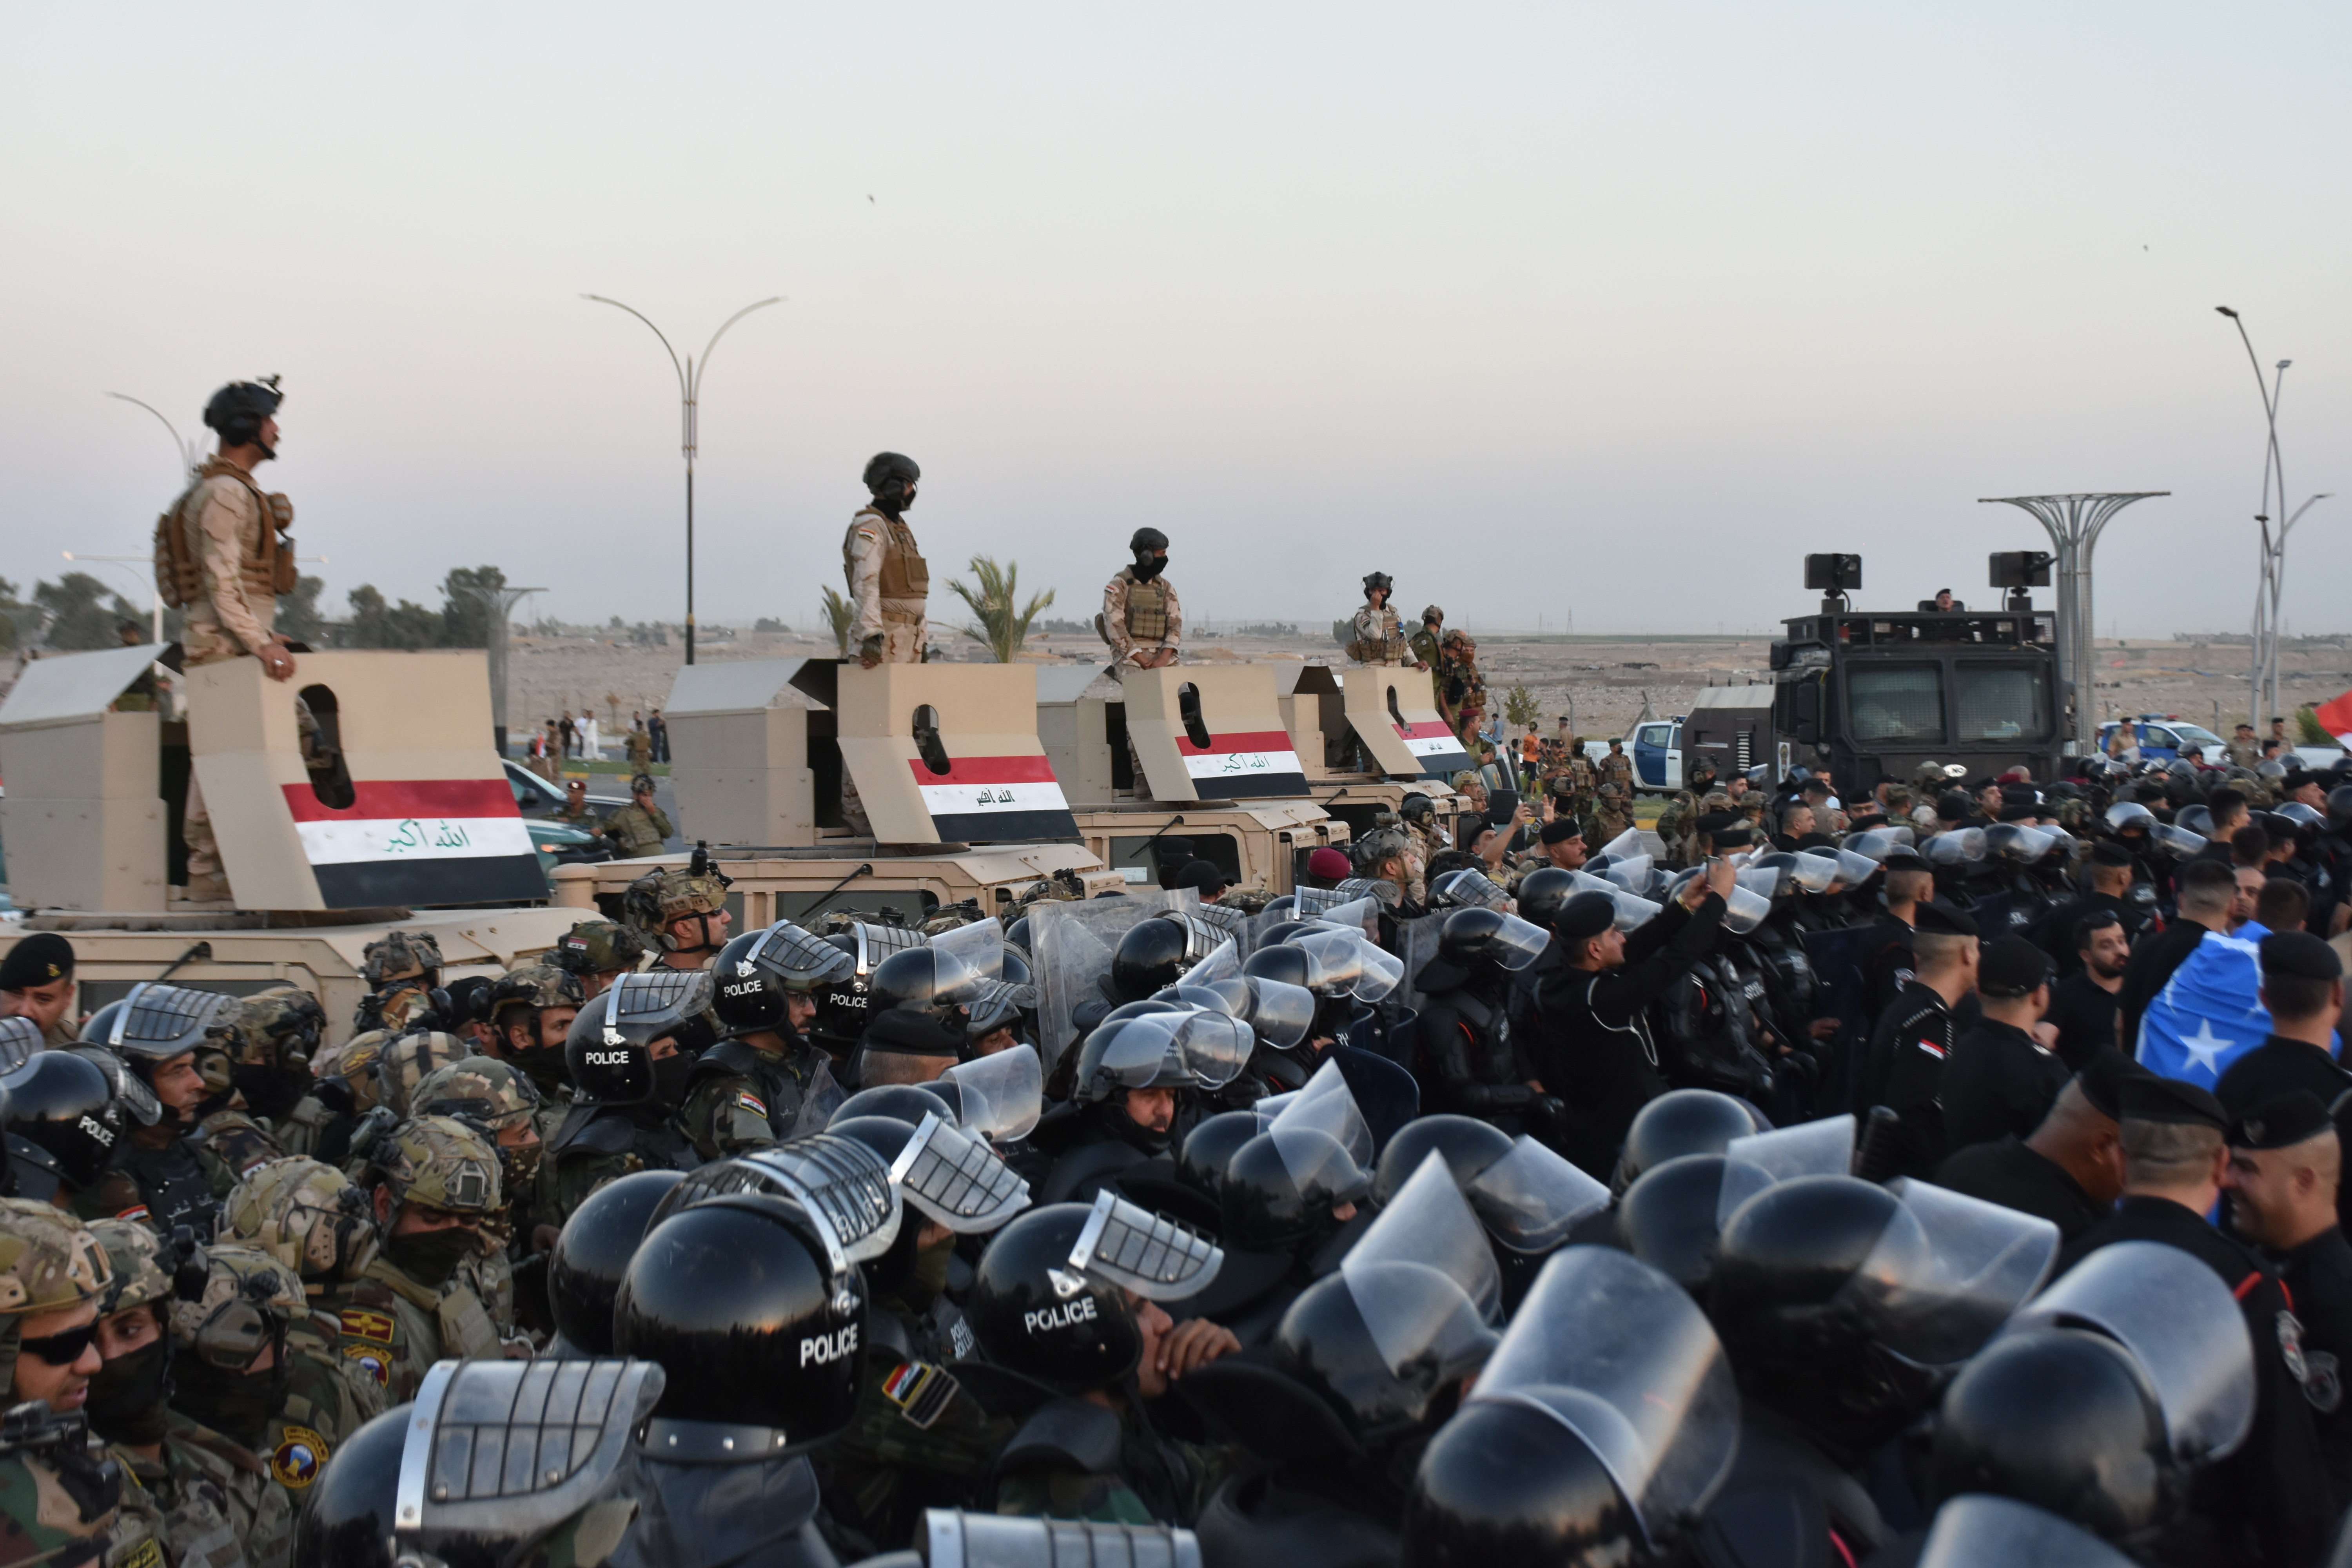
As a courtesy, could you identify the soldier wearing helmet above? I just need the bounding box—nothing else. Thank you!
[348,1118,510,1400]
[84,1221,294,1567]
[550,918,646,1002]
[229,989,328,1158]
[682,924,854,1161]
[355,931,443,1036]
[74,985,246,1237]
[156,377,298,902]
[599,773,674,861]
[1345,573,1422,669]
[0,1197,125,1562]
[1100,528,1181,673]
[621,864,733,972]
[412,1056,545,1326]
[846,451,929,670]
[218,1159,393,1426]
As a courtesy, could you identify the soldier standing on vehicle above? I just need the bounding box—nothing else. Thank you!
[1409,606,1446,702]
[845,452,929,669]
[599,775,672,860]
[154,378,301,905]
[1346,573,1422,667]
[1102,529,1181,670]
[1439,627,1488,744]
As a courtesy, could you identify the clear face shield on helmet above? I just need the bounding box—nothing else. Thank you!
[1473,913,1556,973]
[1816,846,1880,887]
[1241,977,1317,1050]
[941,1048,1044,1143]
[888,1111,1030,1233]
[1842,828,1913,862]
[1292,929,1405,1002]
[0,1018,41,1082]
[1468,1246,1742,1550]
[1264,1058,1375,1172]
[1915,1493,2142,1568]
[1187,939,1243,989]
[2145,822,2207,858]
[1841,1177,2060,1369]
[1602,854,1655,896]
[1086,1009,1254,1096]
[927,918,1004,984]
[1598,826,1646,862]
[1782,853,1838,893]
[1715,1115,1856,1230]
[1314,898,1383,942]
[678,1133,906,1266]
[1719,876,1774,935]
[68,1045,162,1126]
[1924,828,1989,867]
[1338,1156,1503,1389]
[1031,891,1182,1073]
[2105,801,2156,834]
[1062,1187,1224,1302]
[1983,824,2061,864]
[1430,868,1512,911]
[1464,1135,1611,1256]
[1999,1238,2255,1465]
[1573,871,1666,932]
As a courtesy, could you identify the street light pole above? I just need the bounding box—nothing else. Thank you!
[581,295,781,666]
[2214,307,2330,729]
[457,584,546,757]
[104,392,203,482]
[1979,494,2168,755]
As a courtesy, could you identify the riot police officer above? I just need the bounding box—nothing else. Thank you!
[75,984,243,1236]
[547,971,711,1221]
[1414,908,1556,1133]
[682,923,854,1158]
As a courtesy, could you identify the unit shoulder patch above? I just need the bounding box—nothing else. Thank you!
[270,1425,330,1489]
[882,1359,958,1430]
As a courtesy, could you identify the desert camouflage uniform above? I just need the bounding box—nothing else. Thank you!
[1435,629,1486,742]
[624,729,652,771]
[843,506,929,662]
[0,1199,130,1566]
[345,1119,508,1402]
[357,932,443,1038]
[230,991,328,1159]
[1345,603,1412,666]
[1592,779,1634,845]
[1100,569,1183,669]
[218,1161,400,1424]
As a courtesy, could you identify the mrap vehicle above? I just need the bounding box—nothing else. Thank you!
[1678,553,2064,790]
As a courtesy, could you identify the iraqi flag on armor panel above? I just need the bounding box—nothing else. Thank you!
[281,780,546,907]
[1177,729,1307,799]
[1394,720,1474,780]
[910,755,1078,842]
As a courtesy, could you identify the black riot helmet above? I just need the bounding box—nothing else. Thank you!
[1241,944,1316,993]
[1401,1398,1641,1568]
[2328,784,2352,832]
[1221,1127,1370,1250]
[830,1081,959,1129]
[710,923,855,1040]
[202,377,281,450]
[1611,1154,1733,1291]
[546,1170,688,1356]
[1514,867,1576,928]
[563,969,714,1106]
[6,1050,125,1191]
[1178,1109,1265,1201]
[967,1195,1223,1396]
[862,450,919,498]
[1275,1265,1492,1443]
[613,1193,865,1444]
[1435,907,1550,972]
[1129,527,1170,578]
[1110,916,1192,1002]
[1370,1114,1513,1209]
[293,1360,663,1568]
[1613,1089,1761,1195]
[1931,1328,2175,1543]
[867,946,989,1015]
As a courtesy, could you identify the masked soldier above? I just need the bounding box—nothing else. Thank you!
[621,864,733,974]
[348,1118,509,1401]
[1591,777,1633,845]
[411,1056,546,1334]
[1101,528,1181,671]
[1346,573,1421,668]
[551,918,648,1002]
[845,451,929,668]
[0,1198,128,1567]
[218,1158,392,1429]
[228,989,328,1158]
[354,931,442,1037]
[1653,758,1720,872]
[599,774,673,860]
[153,377,300,904]
[684,924,853,1160]
[85,1221,293,1568]
[1437,628,1487,744]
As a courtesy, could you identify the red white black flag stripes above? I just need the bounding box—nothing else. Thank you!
[279,779,546,907]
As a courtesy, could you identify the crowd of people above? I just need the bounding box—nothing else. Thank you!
[0,739,2347,1565]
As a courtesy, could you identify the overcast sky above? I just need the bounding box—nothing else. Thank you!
[4,3,2346,639]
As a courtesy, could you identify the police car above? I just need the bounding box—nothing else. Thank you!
[2095,717,2229,764]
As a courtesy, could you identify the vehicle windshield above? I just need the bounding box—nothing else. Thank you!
[1848,665,1944,744]
[1953,666,2049,743]
[2171,724,2223,748]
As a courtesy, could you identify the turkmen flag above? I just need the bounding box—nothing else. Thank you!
[2135,926,2273,1089]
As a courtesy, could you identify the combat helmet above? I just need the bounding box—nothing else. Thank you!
[221,1157,378,1282]
[551,919,648,984]
[0,1196,113,1317]
[413,1058,544,1192]
[361,931,443,989]
[169,1245,304,1370]
[486,964,583,1044]
[374,1031,471,1120]
[621,866,730,953]
[201,378,282,446]
[368,1116,502,1219]
[85,1218,190,1318]
[235,986,326,1073]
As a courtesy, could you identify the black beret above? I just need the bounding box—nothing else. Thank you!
[2229,1089,2336,1152]
[1539,818,1584,846]
[0,934,74,992]
[1695,811,1739,836]
[1174,859,1229,894]
[860,1006,965,1057]
[2089,841,2136,869]
[1912,902,1979,938]
[2120,1074,2227,1132]
[1977,936,2051,999]
[2261,930,2343,984]
[2002,786,2040,809]
[1554,891,1619,942]
[2074,1049,2155,1120]
[1936,791,1975,823]
[1882,849,1928,873]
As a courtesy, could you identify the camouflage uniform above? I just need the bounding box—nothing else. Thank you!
[371,1032,472,1122]
[0,1199,130,1567]
[217,1161,393,1428]
[600,800,674,860]
[552,920,649,999]
[411,1057,546,1336]
[345,1120,508,1403]
[1592,779,1634,845]
[2227,739,2263,771]
[619,868,730,974]
[356,932,443,1038]
[1652,767,1721,870]
[1408,610,1446,711]
[843,505,929,664]
[1345,602,1412,666]
[624,729,652,771]
[1435,629,1486,743]
[229,990,327,1161]
[1100,569,1183,669]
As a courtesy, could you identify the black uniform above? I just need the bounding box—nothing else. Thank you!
[2058,1195,2334,1568]
[2216,1036,2352,1233]
[2116,920,2209,1057]
[2029,890,2139,976]
[2274,1226,2352,1515]
[1939,1018,2069,1154]
[608,1431,836,1568]
[1858,914,1915,1032]
[1931,1135,2106,1241]
[1532,894,1727,1178]
[1854,982,1956,1180]
[1419,957,1538,1127]
[2045,969,2123,1071]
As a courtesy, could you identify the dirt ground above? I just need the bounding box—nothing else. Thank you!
[505,623,2352,755]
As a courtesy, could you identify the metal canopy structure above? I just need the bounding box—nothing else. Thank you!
[1978,492,2167,754]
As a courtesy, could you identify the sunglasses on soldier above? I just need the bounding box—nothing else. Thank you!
[18,1321,100,1367]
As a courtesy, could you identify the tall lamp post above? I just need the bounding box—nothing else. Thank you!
[581,295,781,666]
[457,583,545,757]
[2215,307,2331,728]
[1979,493,2167,755]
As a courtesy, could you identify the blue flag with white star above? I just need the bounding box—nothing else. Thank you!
[2135,927,2273,1088]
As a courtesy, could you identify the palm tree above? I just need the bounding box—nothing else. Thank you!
[820,587,856,656]
[946,556,1055,664]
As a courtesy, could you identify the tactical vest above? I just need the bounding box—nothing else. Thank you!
[154,459,298,611]
[1123,574,1168,640]
[686,1040,806,1141]
[126,1138,222,1238]
[1347,606,1407,664]
[848,508,929,620]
